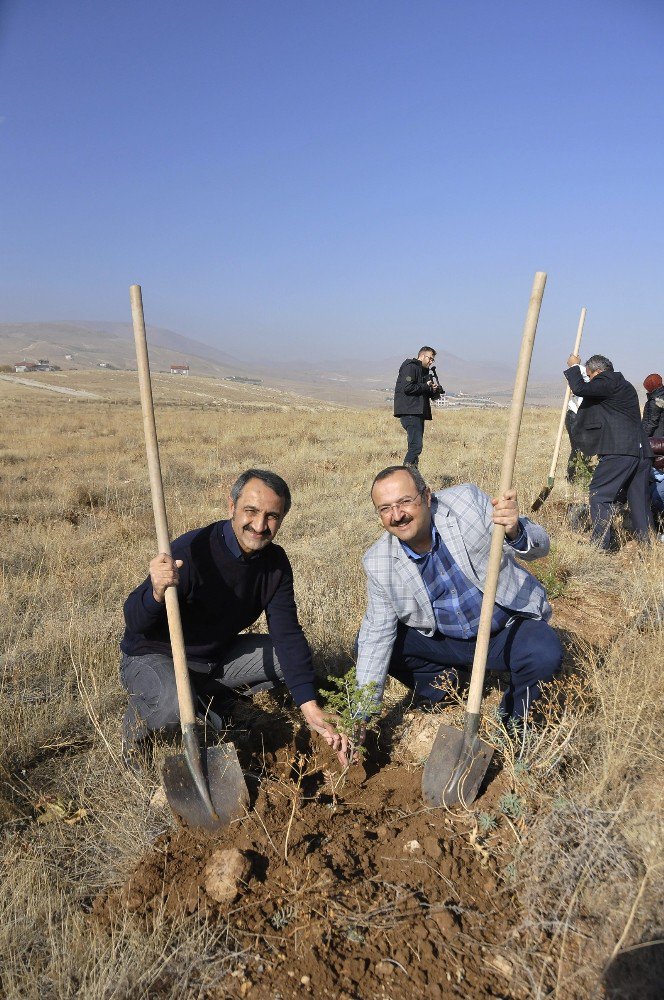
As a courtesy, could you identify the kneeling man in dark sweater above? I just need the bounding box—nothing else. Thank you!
[120,468,347,762]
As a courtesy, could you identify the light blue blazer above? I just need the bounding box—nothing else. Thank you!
[356,484,552,700]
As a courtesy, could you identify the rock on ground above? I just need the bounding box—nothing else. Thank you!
[204,848,251,904]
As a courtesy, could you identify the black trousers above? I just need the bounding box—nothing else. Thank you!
[388,618,563,720]
[589,455,654,549]
[399,415,425,465]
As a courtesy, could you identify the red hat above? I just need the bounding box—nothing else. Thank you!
[643,373,663,392]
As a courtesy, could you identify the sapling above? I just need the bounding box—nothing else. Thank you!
[321,667,382,766]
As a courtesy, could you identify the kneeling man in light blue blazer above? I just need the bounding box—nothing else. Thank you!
[356,465,563,723]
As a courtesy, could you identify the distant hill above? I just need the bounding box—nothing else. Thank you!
[0,321,565,405]
[0,321,248,378]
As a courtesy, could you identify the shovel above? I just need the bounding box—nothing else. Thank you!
[422,271,547,809]
[129,284,249,830]
[531,307,586,511]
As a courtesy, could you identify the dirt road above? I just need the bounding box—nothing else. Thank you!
[0,374,101,398]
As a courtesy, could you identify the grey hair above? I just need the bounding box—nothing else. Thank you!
[585,354,614,374]
[230,469,291,514]
[371,465,428,498]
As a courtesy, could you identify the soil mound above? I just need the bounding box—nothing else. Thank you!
[94,726,523,999]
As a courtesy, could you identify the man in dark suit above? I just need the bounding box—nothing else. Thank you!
[393,347,444,467]
[564,354,654,550]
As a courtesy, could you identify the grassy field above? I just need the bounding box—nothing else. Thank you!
[0,375,662,998]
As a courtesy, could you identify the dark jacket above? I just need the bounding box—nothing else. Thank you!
[642,386,664,438]
[121,520,316,706]
[393,358,443,418]
[564,367,653,459]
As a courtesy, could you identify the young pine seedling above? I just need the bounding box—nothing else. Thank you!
[321,667,382,765]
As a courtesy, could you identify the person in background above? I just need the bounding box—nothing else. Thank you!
[642,373,664,438]
[393,347,444,468]
[564,355,654,550]
[648,436,664,540]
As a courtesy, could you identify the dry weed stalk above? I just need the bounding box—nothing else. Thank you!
[283,752,308,861]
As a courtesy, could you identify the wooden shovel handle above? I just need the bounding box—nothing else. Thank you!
[546,307,587,481]
[466,272,547,716]
[129,284,196,729]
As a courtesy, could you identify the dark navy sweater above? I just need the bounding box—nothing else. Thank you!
[121,520,316,706]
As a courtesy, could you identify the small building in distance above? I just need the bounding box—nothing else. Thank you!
[13,361,37,373]
[170,364,189,376]
[433,392,500,409]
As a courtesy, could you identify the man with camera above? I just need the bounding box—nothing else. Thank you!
[393,346,443,467]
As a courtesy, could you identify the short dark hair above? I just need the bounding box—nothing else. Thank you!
[585,354,614,374]
[371,465,428,498]
[230,469,292,514]
[418,346,436,358]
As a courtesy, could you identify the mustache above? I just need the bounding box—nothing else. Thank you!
[390,514,413,527]
[243,524,272,538]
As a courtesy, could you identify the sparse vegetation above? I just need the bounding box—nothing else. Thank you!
[0,372,662,998]
[321,666,382,763]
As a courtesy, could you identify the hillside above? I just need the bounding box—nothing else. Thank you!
[0,321,566,406]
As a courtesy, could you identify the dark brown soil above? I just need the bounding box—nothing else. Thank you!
[94,716,526,999]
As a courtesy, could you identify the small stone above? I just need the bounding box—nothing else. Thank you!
[203,848,251,904]
[376,824,389,838]
[300,976,311,987]
[403,839,422,853]
[488,955,513,978]
[375,960,395,978]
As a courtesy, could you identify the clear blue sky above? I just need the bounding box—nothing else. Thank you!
[1,0,662,381]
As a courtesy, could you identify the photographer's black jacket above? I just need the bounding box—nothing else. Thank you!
[393,358,443,419]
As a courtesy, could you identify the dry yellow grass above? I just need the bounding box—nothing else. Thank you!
[0,378,662,998]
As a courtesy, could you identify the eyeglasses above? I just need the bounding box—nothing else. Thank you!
[375,489,425,518]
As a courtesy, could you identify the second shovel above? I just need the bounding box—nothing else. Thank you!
[422,271,547,809]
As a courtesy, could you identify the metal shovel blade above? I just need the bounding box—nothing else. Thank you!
[422,723,494,809]
[162,741,249,831]
[531,483,552,512]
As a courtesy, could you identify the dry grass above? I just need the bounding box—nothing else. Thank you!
[0,379,662,998]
